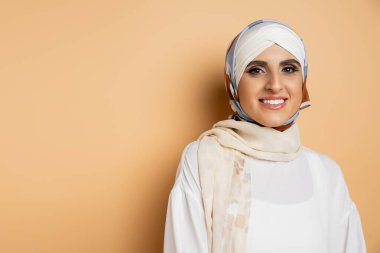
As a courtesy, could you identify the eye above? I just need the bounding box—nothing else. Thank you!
[282,65,299,73]
[247,67,264,75]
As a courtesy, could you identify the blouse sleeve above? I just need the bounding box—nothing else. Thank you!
[343,201,367,253]
[163,141,208,253]
[320,154,367,253]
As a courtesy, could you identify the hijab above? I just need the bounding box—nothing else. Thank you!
[224,19,311,131]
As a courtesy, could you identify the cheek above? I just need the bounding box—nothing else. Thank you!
[290,87,304,110]
[288,80,303,100]
[238,85,260,107]
[238,78,261,101]
[297,85,304,101]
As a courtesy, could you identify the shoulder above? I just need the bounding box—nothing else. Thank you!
[304,145,350,201]
[302,146,345,181]
[184,140,200,160]
[301,145,352,199]
[176,140,199,177]
[304,146,357,221]
[173,140,201,196]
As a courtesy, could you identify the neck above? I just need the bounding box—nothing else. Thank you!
[231,114,295,132]
[272,121,294,132]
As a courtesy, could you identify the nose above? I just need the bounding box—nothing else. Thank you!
[264,71,283,93]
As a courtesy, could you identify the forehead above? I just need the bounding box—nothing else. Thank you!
[253,44,298,61]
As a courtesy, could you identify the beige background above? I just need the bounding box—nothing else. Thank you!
[0,0,379,252]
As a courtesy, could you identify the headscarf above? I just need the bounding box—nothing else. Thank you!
[224,19,311,129]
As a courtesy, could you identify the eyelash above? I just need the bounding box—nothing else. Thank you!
[247,66,299,75]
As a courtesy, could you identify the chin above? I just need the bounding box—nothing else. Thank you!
[256,117,289,128]
[247,109,295,128]
[252,110,295,128]
[263,122,286,128]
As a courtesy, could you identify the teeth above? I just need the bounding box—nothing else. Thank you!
[262,99,285,105]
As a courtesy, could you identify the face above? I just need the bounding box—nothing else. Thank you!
[237,44,303,128]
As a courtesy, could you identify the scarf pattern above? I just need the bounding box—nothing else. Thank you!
[222,152,251,252]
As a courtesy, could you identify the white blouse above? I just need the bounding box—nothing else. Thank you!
[164,140,367,253]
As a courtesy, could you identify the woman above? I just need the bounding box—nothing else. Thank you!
[163,19,367,253]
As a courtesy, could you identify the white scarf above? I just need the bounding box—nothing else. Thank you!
[197,119,302,253]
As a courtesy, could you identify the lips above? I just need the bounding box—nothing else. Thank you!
[258,96,288,110]
[259,96,288,101]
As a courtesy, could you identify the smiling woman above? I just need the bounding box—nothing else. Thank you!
[163,19,367,253]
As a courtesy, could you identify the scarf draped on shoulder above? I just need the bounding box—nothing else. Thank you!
[197,119,302,253]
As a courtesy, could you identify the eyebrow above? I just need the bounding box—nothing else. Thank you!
[246,59,301,68]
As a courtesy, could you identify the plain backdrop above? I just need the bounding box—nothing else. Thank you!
[0,0,379,252]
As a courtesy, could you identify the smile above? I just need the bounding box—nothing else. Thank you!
[259,98,288,110]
